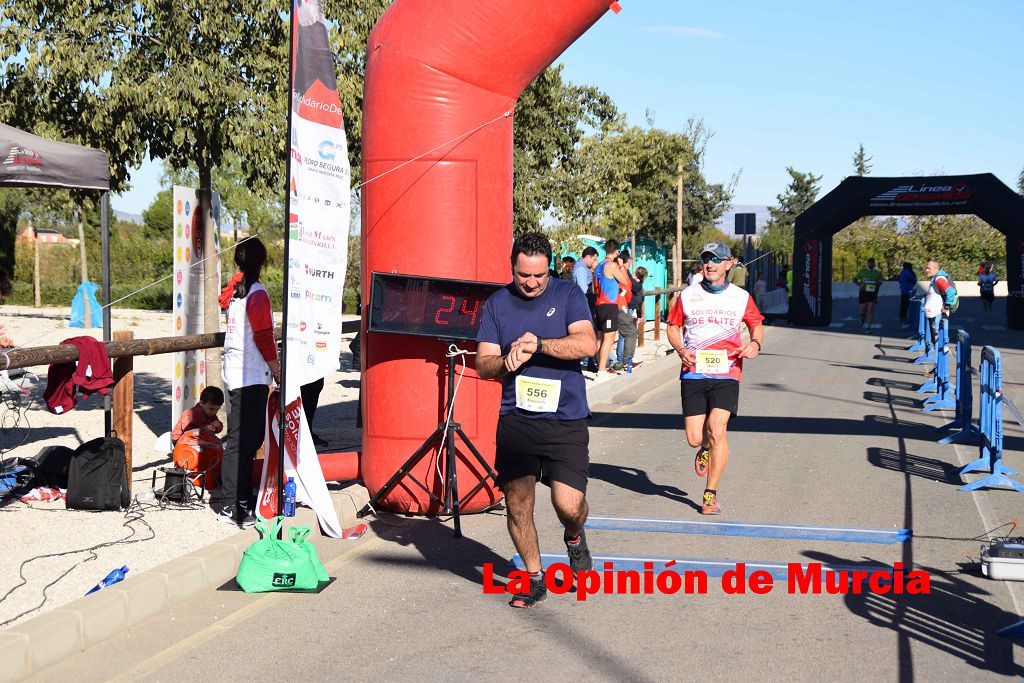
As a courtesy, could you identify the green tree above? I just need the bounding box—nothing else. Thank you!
[141,188,174,240]
[554,119,733,246]
[759,168,822,261]
[903,215,1004,279]
[512,66,617,236]
[0,189,26,274]
[852,144,872,176]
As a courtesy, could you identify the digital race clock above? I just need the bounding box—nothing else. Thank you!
[368,272,505,341]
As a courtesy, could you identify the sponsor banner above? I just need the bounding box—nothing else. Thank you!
[868,181,972,210]
[802,238,822,317]
[258,391,343,537]
[272,0,348,538]
[171,186,221,428]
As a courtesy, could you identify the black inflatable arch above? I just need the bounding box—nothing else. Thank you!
[790,173,1024,329]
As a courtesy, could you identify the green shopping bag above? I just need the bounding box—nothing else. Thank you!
[289,525,329,583]
[235,516,319,592]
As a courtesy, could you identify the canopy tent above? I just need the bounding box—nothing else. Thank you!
[0,124,114,430]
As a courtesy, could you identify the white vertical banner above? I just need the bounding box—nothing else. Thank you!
[272,0,349,537]
[171,186,221,428]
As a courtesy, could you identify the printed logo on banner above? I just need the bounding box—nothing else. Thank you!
[1,146,44,174]
[304,264,335,280]
[318,140,337,160]
[869,182,971,208]
[802,239,822,317]
[305,290,332,303]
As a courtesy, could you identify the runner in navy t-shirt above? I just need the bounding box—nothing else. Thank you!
[476,232,599,609]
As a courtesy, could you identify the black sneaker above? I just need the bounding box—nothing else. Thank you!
[565,528,593,573]
[508,577,547,609]
[216,505,256,528]
[236,511,257,528]
[216,506,238,526]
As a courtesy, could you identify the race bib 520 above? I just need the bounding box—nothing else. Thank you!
[696,349,729,375]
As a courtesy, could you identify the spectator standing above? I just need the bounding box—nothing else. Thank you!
[752,272,767,311]
[978,265,998,313]
[559,256,576,280]
[688,264,703,287]
[612,251,641,372]
[572,246,599,371]
[897,262,917,321]
[923,259,958,344]
[727,255,748,290]
[593,239,631,380]
[217,237,280,528]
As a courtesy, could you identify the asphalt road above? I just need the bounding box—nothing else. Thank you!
[34,294,1024,681]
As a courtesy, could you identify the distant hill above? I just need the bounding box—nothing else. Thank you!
[716,204,770,236]
[114,209,144,225]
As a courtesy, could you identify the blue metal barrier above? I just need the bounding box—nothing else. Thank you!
[917,318,954,411]
[959,346,1023,493]
[937,328,981,444]
[913,313,938,365]
[907,298,927,353]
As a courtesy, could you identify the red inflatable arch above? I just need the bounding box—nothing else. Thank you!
[361,0,613,513]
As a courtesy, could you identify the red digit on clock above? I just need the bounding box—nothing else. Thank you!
[435,295,456,325]
[460,297,480,326]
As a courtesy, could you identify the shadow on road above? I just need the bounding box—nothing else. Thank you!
[588,462,699,512]
[804,549,1024,678]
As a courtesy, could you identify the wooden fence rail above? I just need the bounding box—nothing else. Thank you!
[637,285,684,347]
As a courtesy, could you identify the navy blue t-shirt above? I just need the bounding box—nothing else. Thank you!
[476,278,592,420]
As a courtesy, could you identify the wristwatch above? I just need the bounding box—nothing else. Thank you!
[535,337,543,355]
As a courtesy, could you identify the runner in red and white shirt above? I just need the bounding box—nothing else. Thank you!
[667,242,764,515]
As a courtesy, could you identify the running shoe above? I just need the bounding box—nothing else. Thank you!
[694,446,710,477]
[630,359,645,370]
[565,528,593,573]
[508,576,547,609]
[595,371,614,382]
[701,490,721,516]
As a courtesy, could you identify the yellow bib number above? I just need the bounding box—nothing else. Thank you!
[515,376,562,413]
[696,349,729,375]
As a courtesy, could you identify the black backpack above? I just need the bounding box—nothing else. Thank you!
[66,436,130,511]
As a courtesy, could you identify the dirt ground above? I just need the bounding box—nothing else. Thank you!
[0,305,361,628]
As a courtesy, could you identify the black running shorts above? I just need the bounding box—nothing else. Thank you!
[495,412,589,493]
[680,378,740,417]
[595,304,619,332]
[858,290,878,304]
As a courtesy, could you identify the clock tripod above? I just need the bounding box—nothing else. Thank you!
[358,343,498,538]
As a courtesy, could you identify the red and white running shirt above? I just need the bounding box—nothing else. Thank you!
[667,283,764,381]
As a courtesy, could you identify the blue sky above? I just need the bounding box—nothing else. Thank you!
[113,0,1024,215]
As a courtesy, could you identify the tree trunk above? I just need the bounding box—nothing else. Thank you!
[198,165,223,402]
[31,220,40,308]
[76,208,91,327]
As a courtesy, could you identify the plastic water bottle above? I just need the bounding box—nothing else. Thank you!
[284,477,297,517]
[86,566,128,595]
[626,358,633,374]
[137,488,157,503]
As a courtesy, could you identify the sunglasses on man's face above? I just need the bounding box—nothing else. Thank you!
[701,255,724,264]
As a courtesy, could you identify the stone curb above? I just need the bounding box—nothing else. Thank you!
[0,483,369,682]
